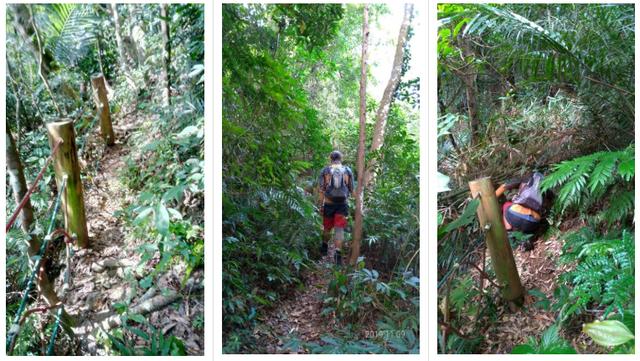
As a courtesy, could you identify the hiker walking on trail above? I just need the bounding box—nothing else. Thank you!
[495,172,548,249]
[318,151,354,265]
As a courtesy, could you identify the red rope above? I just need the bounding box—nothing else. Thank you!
[6,139,63,232]
[48,228,74,244]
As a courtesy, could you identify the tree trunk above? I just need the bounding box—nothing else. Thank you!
[26,5,62,116]
[111,4,128,74]
[160,4,171,106]
[350,4,369,266]
[461,39,479,146]
[468,177,524,305]
[363,4,414,189]
[91,74,116,145]
[111,4,136,90]
[46,120,89,248]
[6,126,34,233]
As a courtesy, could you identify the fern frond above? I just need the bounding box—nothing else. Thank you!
[558,228,634,321]
[588,151,619,193]
[617,146,635,181]
[543,149,634,222]
[599,190,634,226]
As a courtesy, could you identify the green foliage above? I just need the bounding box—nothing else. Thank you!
[511,324,576,354]
[222,3,419,353]
[438,3,634,355]
[528,288,551,310]
[322,259,418,323]
[441,199,479,234]
[222,186,318,352]
[41,4,98,66]
[554,228,634,321]
[361,105,420,274]
[583,320,634,348]
[105,317,187,356]
[6,3,205,355]
[540,146,634,225]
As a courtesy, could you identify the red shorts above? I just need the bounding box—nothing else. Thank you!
[323,213,347,230]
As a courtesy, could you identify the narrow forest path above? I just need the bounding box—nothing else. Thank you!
[476,220,595,354]
[62,111,141,354]
[256,244,340,353]
[54,110,203,355]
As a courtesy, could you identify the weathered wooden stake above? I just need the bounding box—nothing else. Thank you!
[46,120,89,248]
[468,177,524,305]
[91,73,115,145]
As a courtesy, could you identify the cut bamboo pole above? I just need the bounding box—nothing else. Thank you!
[46,119,89,248]
[90,73,115,145]
[468,177,524,305]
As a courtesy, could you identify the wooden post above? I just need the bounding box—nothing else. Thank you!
[91,73,115,145]
[46,120,89,248]
[468,177,524,305]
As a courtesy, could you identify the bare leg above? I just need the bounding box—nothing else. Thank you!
[334,227,344,265]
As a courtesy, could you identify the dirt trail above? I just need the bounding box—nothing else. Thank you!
[475,221,594,353]
[477,234,569,353]
[51,112,203,355]
[57,113,140,354]
[255,244,339,353]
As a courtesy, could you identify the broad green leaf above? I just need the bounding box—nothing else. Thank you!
[583,320,635,347]
[443,198,480,233]
[155,203,170,236]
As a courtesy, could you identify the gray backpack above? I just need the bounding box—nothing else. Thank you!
[512,172,543,212]
[324,165,350,202]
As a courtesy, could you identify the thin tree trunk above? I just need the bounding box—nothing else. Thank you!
[111,4,136,90]
[160,4,171,106]
[362,4,414,189]
[461,39,479,146]
[111,4,128,73]
[350,4,369,266]
[6,125,34,233]
[6,62,23,145]
[27,5,62,116]
[95,37,105,76]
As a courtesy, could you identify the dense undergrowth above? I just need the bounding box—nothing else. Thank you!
[437,3,634,354]
[223,3,420,353]
[6,4,204,355]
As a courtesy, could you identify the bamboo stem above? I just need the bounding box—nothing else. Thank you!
[468,177,524,305]
[90,74,115,145]
[46,120,89,247]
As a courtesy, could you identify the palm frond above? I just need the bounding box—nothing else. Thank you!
[43,4,98,66]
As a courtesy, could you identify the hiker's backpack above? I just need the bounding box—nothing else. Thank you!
[324,165,350,202]
[512,172,544,212]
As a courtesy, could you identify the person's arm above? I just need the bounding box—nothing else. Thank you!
[495,178,523,197]
[348,168,355,197]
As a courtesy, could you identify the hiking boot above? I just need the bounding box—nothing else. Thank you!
[321,231,331,256]
[320,242,328,256]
